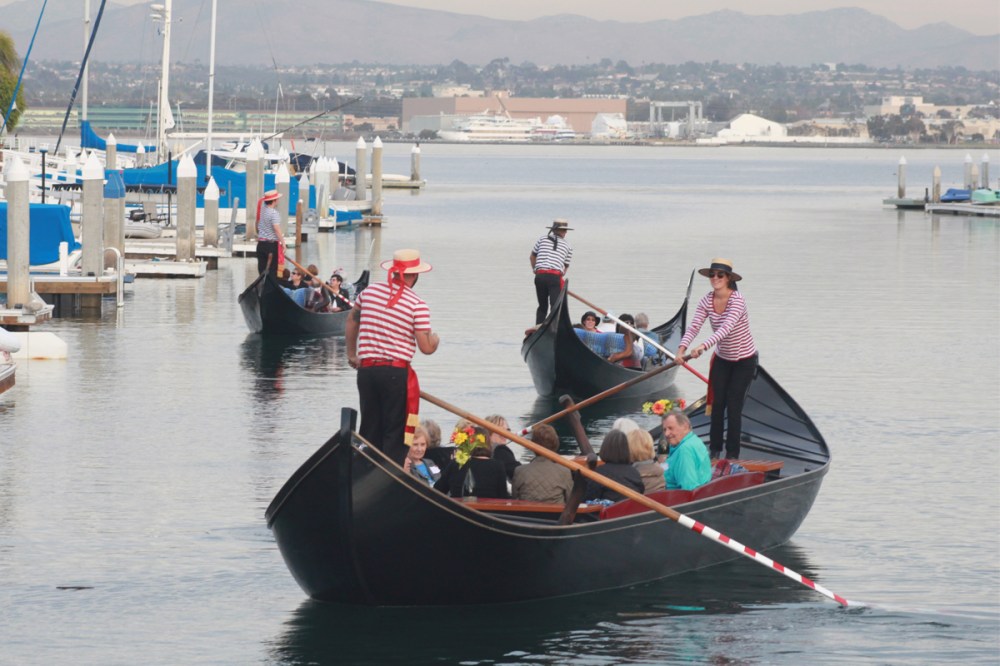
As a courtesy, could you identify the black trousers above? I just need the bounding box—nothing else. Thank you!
[257,240,279,275]
[357,365,410,465]
[709,353,759,459]
[534,272,562,324]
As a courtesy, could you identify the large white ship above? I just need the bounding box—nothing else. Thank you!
[438,112,542,142]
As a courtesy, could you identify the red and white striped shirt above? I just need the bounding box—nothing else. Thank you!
[680,291,757,361]
[355,281,431,362]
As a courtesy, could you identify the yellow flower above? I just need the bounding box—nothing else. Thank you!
[453,431,468,445]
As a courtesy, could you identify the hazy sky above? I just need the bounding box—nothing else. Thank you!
[370,0,1000,36]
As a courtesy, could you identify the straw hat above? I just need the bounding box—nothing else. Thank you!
[548,218,573,231]
[380,248,433,274]
[262,189,281,203]
[698,258,742,282]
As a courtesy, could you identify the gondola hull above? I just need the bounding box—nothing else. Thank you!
[266,368,831,606]
[521,277,692,399]
[238,270,368,336]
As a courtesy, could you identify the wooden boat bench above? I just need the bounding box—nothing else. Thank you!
[459,497,604,519]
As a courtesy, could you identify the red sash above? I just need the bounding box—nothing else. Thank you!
[405,366,420,446]
[535,268,565,289]
[706,354,716,416]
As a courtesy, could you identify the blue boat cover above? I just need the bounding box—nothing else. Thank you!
[0,203,80,265]
[940,188,971,202]
[80,120,156,154]
[574,328,658,358]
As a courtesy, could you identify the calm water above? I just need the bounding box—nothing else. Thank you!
[2,144,998,664]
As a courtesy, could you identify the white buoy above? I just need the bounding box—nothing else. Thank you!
[10,332,68,360]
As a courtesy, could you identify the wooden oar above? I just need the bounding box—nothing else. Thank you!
[568,290,709,385]
[420,390,855,608]
[284,256,354,308]
[518,358,684,435]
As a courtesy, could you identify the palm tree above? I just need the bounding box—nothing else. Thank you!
[0,31,27,133]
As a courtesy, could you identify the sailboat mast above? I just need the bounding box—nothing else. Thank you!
[206,0,217,180]
[152,0,173,157]
[82,0,89,123]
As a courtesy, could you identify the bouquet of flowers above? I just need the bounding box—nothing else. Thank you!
[641,397,687,416]
[450,425,488,466]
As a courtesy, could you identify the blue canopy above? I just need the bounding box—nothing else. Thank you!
[0,203,80,265]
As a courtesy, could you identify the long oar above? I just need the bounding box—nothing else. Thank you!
[569,290,709,385]
[518,358,684,435]
[284,256,355,308]
[421,390,855,608]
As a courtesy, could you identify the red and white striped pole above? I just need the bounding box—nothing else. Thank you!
[676,513,853,607]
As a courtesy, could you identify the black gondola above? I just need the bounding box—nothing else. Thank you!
[265,366,830,606]
[521,273,694,399]
[238,269,369,336]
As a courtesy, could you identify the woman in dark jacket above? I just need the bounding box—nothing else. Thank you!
[585,430,644,502]
[434,427,509,499]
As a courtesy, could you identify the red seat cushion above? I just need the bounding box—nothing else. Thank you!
[599,489,693,520]
[690,471,765,501]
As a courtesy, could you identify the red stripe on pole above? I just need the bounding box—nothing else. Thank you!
[773,563,785,573]
[719,534,731,544]
[692,521,705,534]
[834,594,849,606]
[802,578,817,589]
[744,546,758,557]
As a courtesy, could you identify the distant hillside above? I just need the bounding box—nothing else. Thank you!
[8,1,999,70]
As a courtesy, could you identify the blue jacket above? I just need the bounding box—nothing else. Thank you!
[664,431,712,490]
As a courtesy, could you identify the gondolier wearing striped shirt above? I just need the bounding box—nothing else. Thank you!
[677,258,758,460]
[530,219,574,324]
[256,190,284,275]
[346,249,440,466]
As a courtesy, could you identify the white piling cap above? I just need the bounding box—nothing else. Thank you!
[898,156,906,165]
[136,144,146,154]
[983,153,990,163]
[5,154,28,182]
[412,145,420,154]
[330,157,339,171]
[107,132,117,146]
[356,137,367,149]
[276,162,290,183]
[82,152,104,179]
[965,153,972,163]
[247,139,265,160]
[298,173,309,187]
[278,147,289,160]
[373,136,383,148]
[177,154,197,177]
[204,177,219,200]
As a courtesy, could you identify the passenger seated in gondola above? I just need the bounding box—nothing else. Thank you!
[421,419,455,470]
[434,425,510,499]
[584,430,644,503]
[661,410,712,491]
[485,414,521,482]
[575,310,600,331]
[512,424,573,503]
[628,429,666,494]
[277,267,295,289]
[303,264,331,312]
[325,272,353,312]
[607,314,643,369]
[403,425,441,486]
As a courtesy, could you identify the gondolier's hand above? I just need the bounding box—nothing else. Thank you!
[347,353,359,369]
[689,345,706,359]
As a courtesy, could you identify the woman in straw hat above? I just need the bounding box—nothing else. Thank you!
[677,258,759,460]
[346,249,440,465]
[530,219,574,324]
[255,189,284,275]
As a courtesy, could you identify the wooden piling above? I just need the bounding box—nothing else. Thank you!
[203,177,219,247]
[4,156,31,309]
[244,139,264,241]
[963,154,972,190]
[932,166,941,203]
[102,169,125,256]
[176,154,197,261]
[106,132,117,171]
[295,200,303,264]
[81,153,105,279]
[982,154,990,189]
[276,162,291,236]
[298,173,310,217]
[371,137,384,216]
[970,164,980,192]
[355,137,367,202]
[411,144,421,182]
[897,156,906,199]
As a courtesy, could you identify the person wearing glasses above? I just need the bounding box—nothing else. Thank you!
[676,258,758,460]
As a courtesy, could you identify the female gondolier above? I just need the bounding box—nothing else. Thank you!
[677,258,758,460]
[256,190,284,275]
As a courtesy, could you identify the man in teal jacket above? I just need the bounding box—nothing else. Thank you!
[662,410,712,490]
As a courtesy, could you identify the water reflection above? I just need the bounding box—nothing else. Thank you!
[267,543,826,666]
